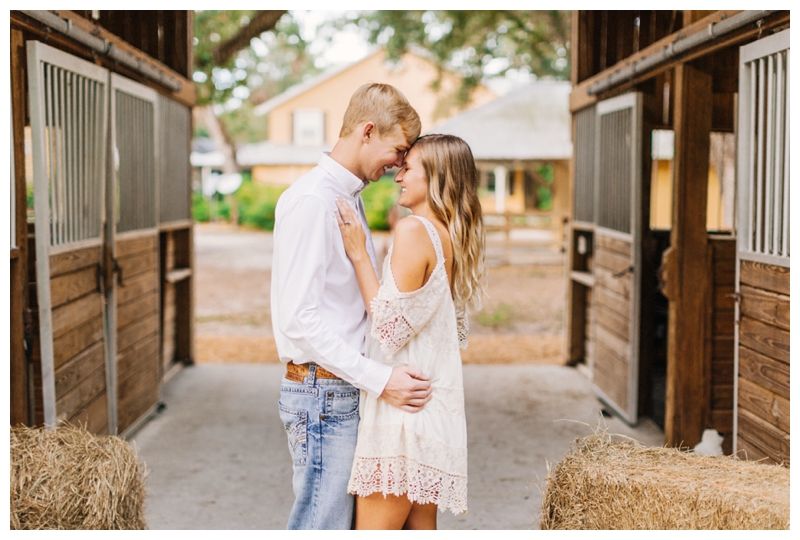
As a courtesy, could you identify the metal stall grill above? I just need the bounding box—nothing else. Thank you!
[738,29,790,267]
[597,108,633,234]
[41,63,106,247]
[114,84,157,233]
[158,95,192,224]
[27,41,110,427]
[573,105,596,224]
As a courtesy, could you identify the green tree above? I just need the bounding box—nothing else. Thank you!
[332,10,570,104]
[192,10,322,169]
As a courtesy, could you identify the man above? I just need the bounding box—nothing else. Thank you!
[271,83,432,530]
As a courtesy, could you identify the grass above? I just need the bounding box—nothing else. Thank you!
[475,303,515,328]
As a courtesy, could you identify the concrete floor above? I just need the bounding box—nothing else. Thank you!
[130,363,663,530]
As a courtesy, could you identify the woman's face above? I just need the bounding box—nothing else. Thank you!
[394,146,428,211]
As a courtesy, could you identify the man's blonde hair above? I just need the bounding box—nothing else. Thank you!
[339,83,421,144]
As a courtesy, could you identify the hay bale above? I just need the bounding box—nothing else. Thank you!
[541,432,789,530]
[10,425,147,530]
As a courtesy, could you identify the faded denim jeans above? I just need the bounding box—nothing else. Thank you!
[278,365,360,530]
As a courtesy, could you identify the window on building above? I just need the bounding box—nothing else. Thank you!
[293,109,324,146]
[485,171,496,192]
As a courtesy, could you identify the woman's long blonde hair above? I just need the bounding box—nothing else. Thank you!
[413,134,486,312]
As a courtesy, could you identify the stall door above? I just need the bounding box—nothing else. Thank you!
[108,74,162,435]
[27,41,111,432]
[734,29,790,462]
[591,93,644,424]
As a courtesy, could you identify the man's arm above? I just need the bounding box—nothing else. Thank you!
[274,194,431,408]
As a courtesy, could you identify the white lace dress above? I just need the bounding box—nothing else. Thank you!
[347,216,468,515]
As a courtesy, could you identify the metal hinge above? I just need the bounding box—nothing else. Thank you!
[726,292,742,325]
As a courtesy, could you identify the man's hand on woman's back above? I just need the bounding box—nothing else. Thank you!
[380,366,432,412]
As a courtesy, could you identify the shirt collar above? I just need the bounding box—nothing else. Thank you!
[319,152,369,197]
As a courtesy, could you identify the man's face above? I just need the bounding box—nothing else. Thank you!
[362,124,410,182]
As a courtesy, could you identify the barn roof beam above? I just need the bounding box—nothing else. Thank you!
[19,10,183,93]
[587,10,776,96]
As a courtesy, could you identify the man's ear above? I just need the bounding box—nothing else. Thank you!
[362,122,376,142]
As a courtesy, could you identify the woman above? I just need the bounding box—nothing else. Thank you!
[334,133,486,529]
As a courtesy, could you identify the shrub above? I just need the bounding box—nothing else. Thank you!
[192,172,398,232]
[361,174,400,231]
[236,180,285,231]
[191,190,210,222]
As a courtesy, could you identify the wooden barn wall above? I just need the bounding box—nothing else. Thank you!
[10,26,30,426]
[115,234,161,433]
[27,233,109,434]
[573,11,687,85]
[592,233,633,411]
[736,261,790,466]
[584,287,595,370]
[159,227,194,377]
[161,232,177,371]
[707,237,736,454]
[69,10,193,78]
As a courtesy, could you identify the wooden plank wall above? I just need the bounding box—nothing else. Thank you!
[592,233,634,412]
[28,234,110,433]
[160,226,194,377]
[10,25,29,426]
[707,237,736,454]
[736,261,790,466]
[583,287,595,370]
[115,234,161,433]
[161,231,177,370]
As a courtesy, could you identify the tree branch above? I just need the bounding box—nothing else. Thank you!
[212,10,287,65]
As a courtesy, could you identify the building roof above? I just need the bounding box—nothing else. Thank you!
[236,141,332,167]
[429,80,572,161]
[253,49,383,117]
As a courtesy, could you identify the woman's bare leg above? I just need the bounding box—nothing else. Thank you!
[403,502,437,530]
[354,493,412,530]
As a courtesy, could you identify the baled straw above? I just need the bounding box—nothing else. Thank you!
[540,432,789,530]
[10,424,147,530]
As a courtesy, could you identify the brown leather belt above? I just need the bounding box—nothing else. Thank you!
[285,361,341,383]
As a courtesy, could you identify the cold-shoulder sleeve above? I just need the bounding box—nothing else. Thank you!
[369,283,441,359]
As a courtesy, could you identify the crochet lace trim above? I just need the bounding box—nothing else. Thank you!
[370,216,471,358]
[348,455,468,515]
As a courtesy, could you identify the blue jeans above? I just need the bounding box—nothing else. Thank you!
[278,365,360,530]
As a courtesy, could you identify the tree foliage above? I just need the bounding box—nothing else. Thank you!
[193,10,321,143]
[333,10,570,102]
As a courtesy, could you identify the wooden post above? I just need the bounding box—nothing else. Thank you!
[663,63,713,448]
[10,27,30,426]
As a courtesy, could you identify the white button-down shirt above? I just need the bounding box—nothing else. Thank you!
[270,153,391,396]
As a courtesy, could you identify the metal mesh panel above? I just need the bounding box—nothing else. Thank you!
[573,106,596,223]
[742,49,790,262]
[42,63,105,247]
[597,108,632,233]
[158,95,191,223]
[115,89,156,233]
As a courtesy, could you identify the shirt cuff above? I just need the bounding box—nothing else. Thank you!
[355,359,393,397]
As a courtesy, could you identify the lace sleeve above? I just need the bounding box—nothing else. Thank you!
[456,305,469,350]
[369,283,440,359]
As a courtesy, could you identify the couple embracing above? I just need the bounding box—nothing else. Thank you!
[271,82,485,530]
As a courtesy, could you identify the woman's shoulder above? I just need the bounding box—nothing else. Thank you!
[392,216,436,260]
[393,215,429,238]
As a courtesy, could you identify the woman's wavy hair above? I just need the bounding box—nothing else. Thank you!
[413,133,486,312]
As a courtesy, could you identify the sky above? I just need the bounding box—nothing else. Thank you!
[292,10,372,67]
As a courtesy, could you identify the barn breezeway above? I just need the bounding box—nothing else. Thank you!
[129,223,663,530]
[130,360,663,530]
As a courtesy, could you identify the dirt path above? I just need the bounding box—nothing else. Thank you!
[193,224,566,365]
